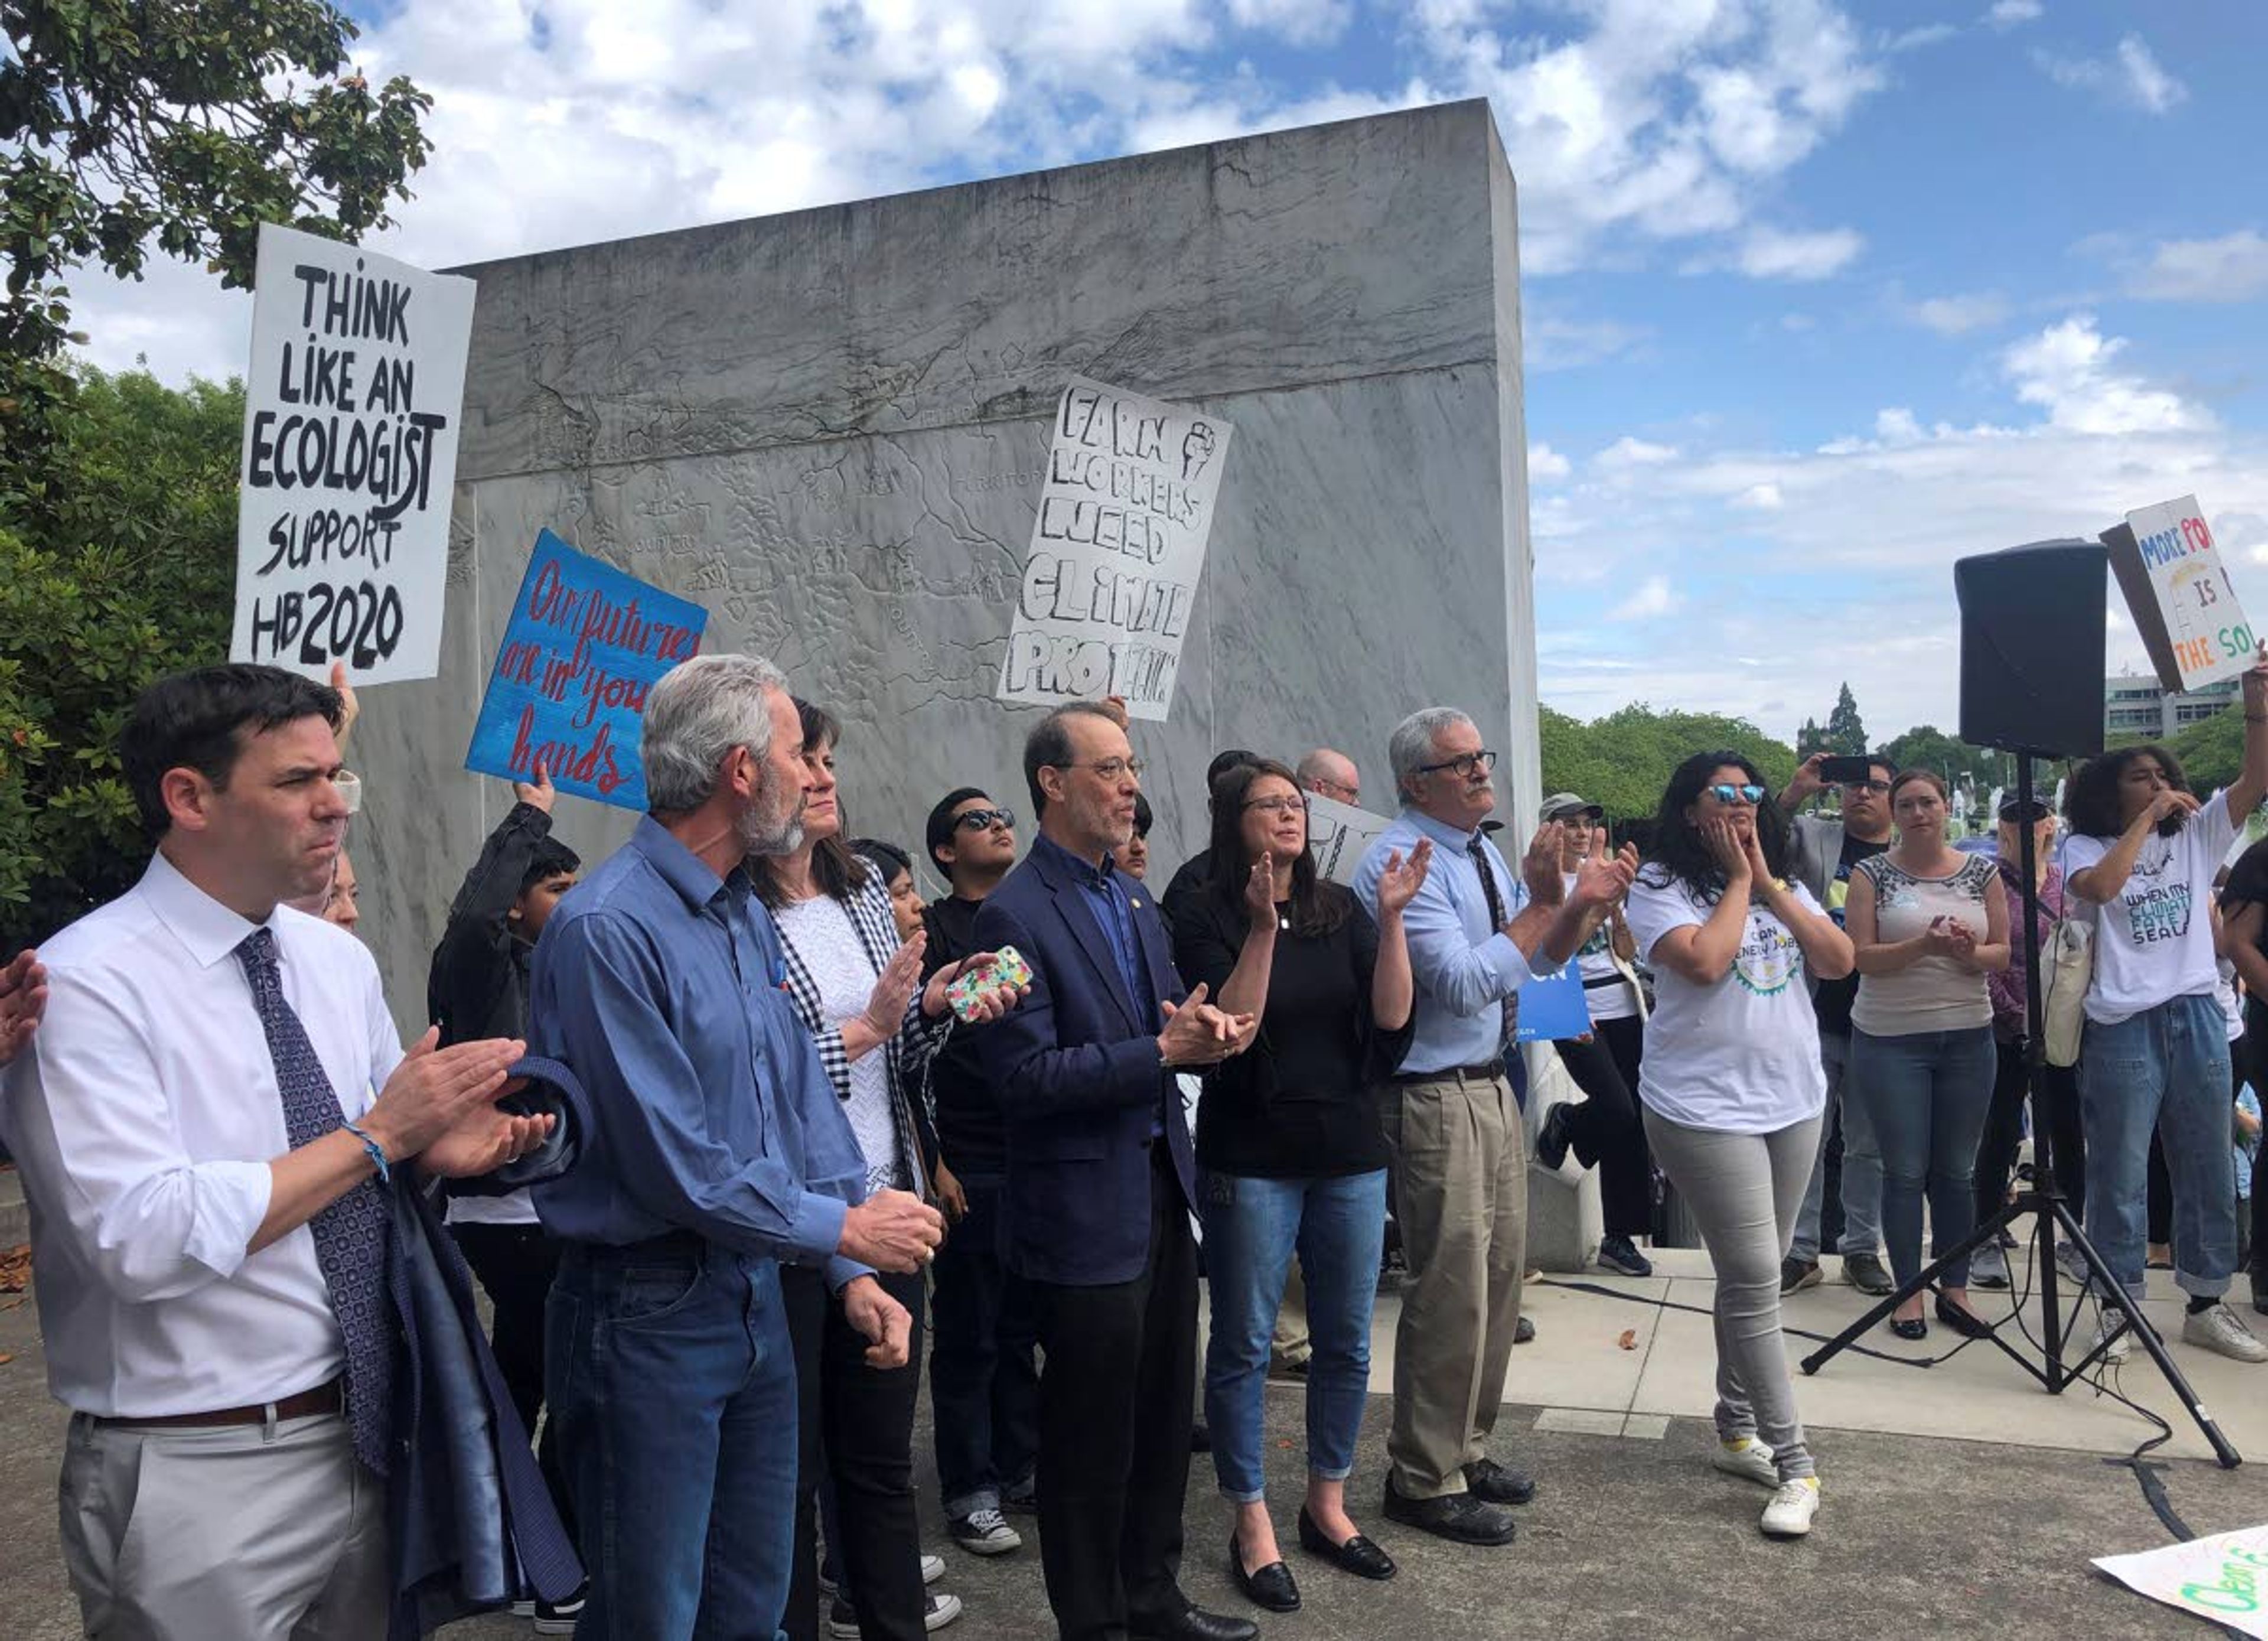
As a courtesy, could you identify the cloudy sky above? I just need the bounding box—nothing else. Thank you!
[71,0,2268,745]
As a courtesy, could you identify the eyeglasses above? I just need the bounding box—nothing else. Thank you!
[953,807,1016,832]
[1842,780,1890,796]
[1242,796,1308,815]
[1058,758,1143,782]
[1706,784,1767,805]
[1418,750,1497,779]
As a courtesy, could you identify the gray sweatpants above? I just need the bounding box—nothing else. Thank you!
[1644,1108,1824,1482]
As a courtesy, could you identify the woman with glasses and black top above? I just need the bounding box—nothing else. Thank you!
[1172,759,1431,1613]
[1624,754,1853,1540]
[1840,770,2008,1342]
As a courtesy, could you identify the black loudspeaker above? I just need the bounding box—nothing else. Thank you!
[1955,539,2108,758]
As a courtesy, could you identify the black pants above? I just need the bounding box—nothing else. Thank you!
[782,1265,929,1641]
[1974,1040,2085,1226]
[1551,1018,1650,1238]
[928,1174,1040,1515]
[450,1220,575,1542]
[1028,1146,1199,1641]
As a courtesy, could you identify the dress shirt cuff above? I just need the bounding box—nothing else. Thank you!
[787,1189,850,1267]
[1477,930,1534,994]
[826,1255,876,1292]
[188,1160,277,1279]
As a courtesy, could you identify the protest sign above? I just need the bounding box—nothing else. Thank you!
[464,530,708,810]
[1515,960,1592,1044]
[997,377,1233,721]
[2094,1523,2268,1637]
[230,223,476,684]
[1306,793,1393,887]
[2103,495,2256,693]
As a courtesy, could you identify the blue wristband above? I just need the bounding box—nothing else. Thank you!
[341,1120,391,1183]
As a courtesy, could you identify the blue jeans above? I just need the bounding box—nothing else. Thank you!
[927,1174,1039,1518]
[2080,994,2240,1302]
[1847,1025,1996,1290]
[1199,1168,1387,1503]
[548,1239,797,1640]
[1790,1031,1883,1262]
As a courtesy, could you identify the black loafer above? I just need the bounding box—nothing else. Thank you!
[1888,1316,1928,1342]
[1228,1533,1300,1613]
[1536,1101,1575,1171]
[1463,1457,1537,1506]
[1935,1297,1995,1340]
[1130,1605,1262,1641]
[1381,1475,1517,1546]
[1298,1508,1397,1580]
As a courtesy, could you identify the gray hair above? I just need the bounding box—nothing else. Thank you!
[642,653,790,813]
[1389,708,1475,803]
[1296,747,1352,789]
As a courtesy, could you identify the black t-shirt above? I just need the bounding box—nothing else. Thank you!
[1170,885,1413,1178]
[921,894,1005,1176]
[1812,832,1889,1037]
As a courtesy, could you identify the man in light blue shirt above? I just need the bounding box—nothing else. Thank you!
[1354,707,1629,1548]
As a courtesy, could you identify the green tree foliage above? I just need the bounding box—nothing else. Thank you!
[1797,715,1825,758]
[0,366,242,950]
[1823,681,1867,755]
[1,0,432,512]
[1540,703,1798,829]
[1878,724,2008,792]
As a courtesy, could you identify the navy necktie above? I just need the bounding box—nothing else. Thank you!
[1467,836,1520,1056]
[237,927,393,1474]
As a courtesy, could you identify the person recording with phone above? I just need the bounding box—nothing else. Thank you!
[2063,644,2268,1366]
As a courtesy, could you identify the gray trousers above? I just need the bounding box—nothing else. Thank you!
[1643,1108,1823,1482]
[1790,1030,1883,1263]
[1380,1068,1527,1499]
[59,1409,387,1641]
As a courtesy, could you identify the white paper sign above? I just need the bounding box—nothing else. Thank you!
[2106,494,2257,695]
[997,377,1233,721]
[230,223,477,684]
[2094,1523,2268,1636]
[1305,793,1393,887]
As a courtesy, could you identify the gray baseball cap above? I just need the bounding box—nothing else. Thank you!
[1539,792,1604,822]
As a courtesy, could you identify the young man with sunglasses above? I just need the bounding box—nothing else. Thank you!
[920,788,1040,1558]
[1777,753,1898,1297]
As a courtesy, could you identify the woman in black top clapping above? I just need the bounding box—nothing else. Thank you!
[1173,759,1430,1614]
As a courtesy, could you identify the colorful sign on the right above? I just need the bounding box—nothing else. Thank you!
[2104,494,2256,693]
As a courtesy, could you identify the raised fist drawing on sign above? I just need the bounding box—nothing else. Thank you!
[1182,421,1217,482]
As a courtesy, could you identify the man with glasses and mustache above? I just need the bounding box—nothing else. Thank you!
[1353,708,1633,1549]
[974,702,1262,1641]
[1777,753,1898,1297]
[920,787,1042,1557]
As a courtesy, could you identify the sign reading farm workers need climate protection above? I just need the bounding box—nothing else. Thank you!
[997,377,1233,722]
[230,223,476,684]
[2103,494,2256,695]
[463,532,708,810]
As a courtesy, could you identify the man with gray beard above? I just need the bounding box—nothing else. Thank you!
[527,653,946,1640]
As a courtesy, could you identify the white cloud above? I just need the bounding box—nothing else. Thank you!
[2130,231,2268,303]
[2002,314,2210,435]
[1885,24,1959,53]
[1984,0,2042,27]
[1595,435,1681,468]
[1529,442,1572,480]
[2035,32,2188,115]
[1525,309,1653,370]
[1902,291,2010,335]
[1735,225,1865,280]
[1225,0,1352,48]
[1609,574,1680,620]
[1735,481,1783,509]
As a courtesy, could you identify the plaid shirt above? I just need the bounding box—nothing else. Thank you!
[774,873,952,1199]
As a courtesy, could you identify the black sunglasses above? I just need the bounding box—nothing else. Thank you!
[954,806,1016,832]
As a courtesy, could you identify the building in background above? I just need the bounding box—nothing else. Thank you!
[2104,672,2241,739]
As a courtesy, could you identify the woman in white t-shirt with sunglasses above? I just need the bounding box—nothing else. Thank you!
[1625,753,1853,1541]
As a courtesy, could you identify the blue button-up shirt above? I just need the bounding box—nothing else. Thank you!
[1035,833,1152,1027]
[1355,809,1535,1076]
[527,816,871,1289]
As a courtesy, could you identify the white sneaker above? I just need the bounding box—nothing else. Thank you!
[924,1591,964,1632]
[921,1553,945,1586]
[2183,1303,2268,1363]
[1711,1436,1779,1487]
[1761,1476,1820,1538]
[2091,1314,2131,1363]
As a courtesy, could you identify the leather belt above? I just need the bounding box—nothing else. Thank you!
[93,1377,342,1430]
[1390,1061,1505,1086]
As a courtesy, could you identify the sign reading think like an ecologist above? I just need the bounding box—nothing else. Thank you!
[2095,1523,2268,1637]
[2103,494,2256,695]
[997,377,1234,721]
[463,532,708,810]
[230,223,477,684]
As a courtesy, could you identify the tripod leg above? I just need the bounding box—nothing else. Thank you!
[1799,1215,2010,1375]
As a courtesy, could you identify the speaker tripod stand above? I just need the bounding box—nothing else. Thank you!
[1796,753,2241,1469]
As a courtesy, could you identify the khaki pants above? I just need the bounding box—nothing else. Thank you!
[1270,1264,1311,1367]
[59,1410,388,1641]
[1381,1069,1527,1498]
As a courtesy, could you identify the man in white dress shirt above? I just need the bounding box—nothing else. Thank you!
[1,665,545,1641]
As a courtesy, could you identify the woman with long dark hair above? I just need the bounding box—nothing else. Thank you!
[1171,758,1430,1612]
[758,700,1019,1640]
[1623,752,1853,1539]
[2062,675,2268,1364]
[1841,769,2008,1340]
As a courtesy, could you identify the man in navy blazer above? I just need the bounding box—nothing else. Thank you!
[976,701,1259,1641]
